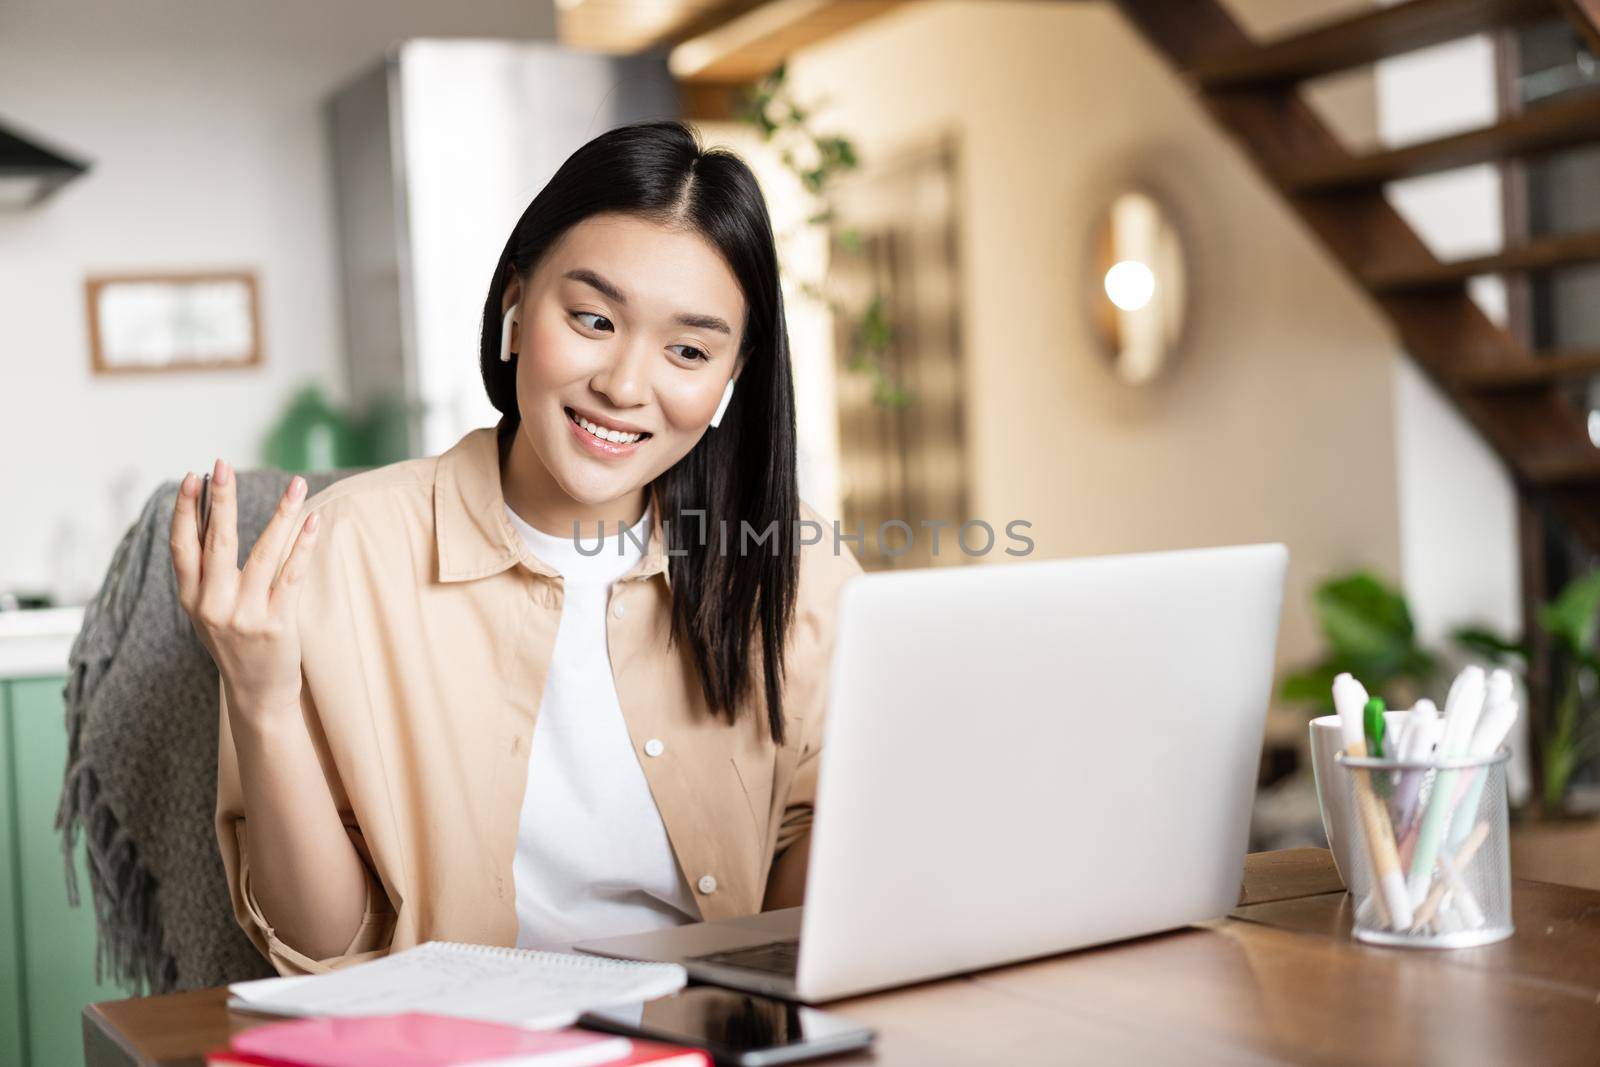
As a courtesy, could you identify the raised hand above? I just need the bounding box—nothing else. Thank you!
[170,458,321,720]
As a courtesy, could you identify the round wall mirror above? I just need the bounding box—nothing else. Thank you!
[1086,190,1187,385]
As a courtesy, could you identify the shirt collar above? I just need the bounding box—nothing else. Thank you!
[433,421,671,588]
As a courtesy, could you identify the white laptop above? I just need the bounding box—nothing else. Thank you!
[576,543,1289,1002]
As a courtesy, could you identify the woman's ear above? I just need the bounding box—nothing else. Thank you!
[501,273,523,317]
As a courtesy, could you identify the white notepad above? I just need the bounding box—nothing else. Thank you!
[227,941,687,1030]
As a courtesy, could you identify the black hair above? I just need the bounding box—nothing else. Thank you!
[478,119,799,744]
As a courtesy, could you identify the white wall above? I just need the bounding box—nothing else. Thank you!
[782,0,1405,708]
[0,0,556,603]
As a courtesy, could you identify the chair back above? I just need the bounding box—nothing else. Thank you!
[59,467,360,992]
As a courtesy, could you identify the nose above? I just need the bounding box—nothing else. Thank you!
[589,334,651,409]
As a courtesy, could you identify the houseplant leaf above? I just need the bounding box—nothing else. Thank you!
[1451,626,1529,665]
[1315,572,1415,659]
[1280,664,1341,707]
[1539,570,1600,656]
[1280,570,1437,716]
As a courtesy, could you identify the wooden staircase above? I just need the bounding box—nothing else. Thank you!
[1111,0,1600,552]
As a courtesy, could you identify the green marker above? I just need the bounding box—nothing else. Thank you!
[1364,696,1391,798]
[1364,696,1387,758]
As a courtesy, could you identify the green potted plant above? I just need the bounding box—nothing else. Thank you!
[1454,570,1600,816]
[1279,570,1439,716]
[262,383,415,473]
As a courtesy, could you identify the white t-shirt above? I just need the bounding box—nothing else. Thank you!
[504,501,700,948]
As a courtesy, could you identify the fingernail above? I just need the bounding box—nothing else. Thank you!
[181,472,196,496]
[213,458,227,486]
[305,513,320,533]
[289,475,305,500]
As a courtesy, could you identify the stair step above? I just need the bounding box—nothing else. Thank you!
[1277,90,1600,193]
[1365,229,1600,291]
[1552,0,1600,57]
[1192,0,1553,88]
[1524,449,1600,486]
[1460,350,1600,389]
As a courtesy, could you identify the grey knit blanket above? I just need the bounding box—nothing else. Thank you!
[56,468,352,993]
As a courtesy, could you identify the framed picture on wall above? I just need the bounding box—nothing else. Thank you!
[84,270,263,374]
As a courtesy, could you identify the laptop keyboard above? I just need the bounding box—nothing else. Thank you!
[689,939,800,978]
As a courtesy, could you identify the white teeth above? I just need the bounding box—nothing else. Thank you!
[575,413,642,445]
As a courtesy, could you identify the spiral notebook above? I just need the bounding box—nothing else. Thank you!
[227,941,688,1030]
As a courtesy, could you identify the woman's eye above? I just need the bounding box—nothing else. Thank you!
[670,344,708,362]
[572,311,613,332]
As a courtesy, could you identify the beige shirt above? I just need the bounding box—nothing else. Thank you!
[216,424,863,975]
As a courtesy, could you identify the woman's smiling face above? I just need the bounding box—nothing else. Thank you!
[502,212,746,518]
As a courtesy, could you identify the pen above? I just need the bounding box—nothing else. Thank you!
[1364,697,1387,759]
[1405,666,1486,906]
[1436,841,1487,930]
[1390,699,1438,835]
[1444,671,1519,852]
[1387,708,1410,772]
[1364,696,1391,799]
[1334,673,1412,930]
[1410,821,1490,932]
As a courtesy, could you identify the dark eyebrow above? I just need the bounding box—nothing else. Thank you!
[564,267,732,336]
[675,312,732,335]
[565,268,626,304]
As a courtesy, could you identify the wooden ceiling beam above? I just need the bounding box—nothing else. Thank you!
[559,0,917,113]
[678,80,749,122]
[668,0,912,84]
[556,0,763,55]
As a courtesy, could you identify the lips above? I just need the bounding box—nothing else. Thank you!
[563,406,651,459]
[565,406,651,445]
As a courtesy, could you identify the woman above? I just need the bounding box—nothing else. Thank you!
[169,120,863,976]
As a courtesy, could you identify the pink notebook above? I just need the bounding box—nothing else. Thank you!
[219,1013,632,1067]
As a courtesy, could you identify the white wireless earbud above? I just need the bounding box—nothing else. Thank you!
[709,378,735,428]
[499,305,519,363]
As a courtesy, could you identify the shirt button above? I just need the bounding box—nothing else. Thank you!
[644,738,665,758]
[612,600,626,619]
[698,875,718,895]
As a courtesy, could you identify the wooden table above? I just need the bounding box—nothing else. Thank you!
[84,850,1600,1066]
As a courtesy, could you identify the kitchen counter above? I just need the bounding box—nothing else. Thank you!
[0,607,85,678]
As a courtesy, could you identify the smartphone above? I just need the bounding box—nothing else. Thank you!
[580,988,875,1067]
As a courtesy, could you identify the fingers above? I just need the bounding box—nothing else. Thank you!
[268,510,322,620]
[197,458,241,622]
[169,472,202,611]
[239,475,309,608]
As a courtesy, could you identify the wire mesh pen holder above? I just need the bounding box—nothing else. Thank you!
[1334,748,1513,948]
